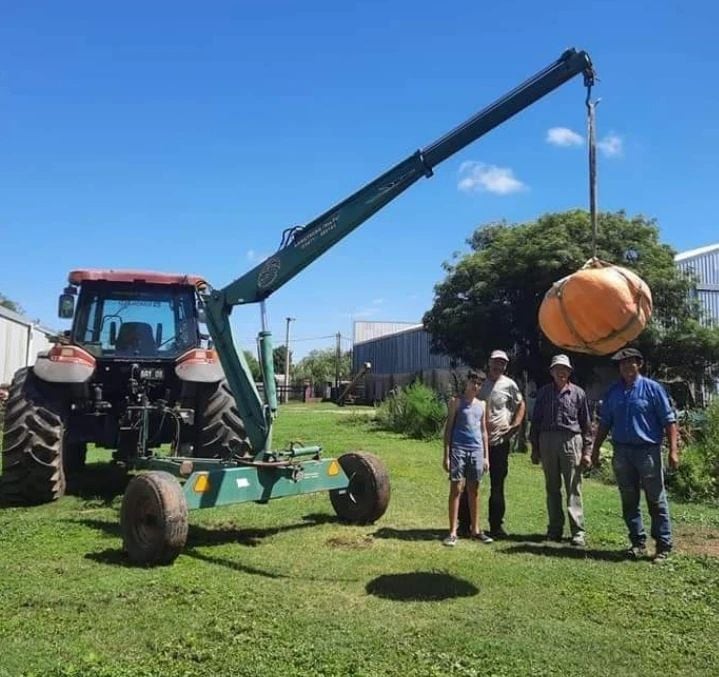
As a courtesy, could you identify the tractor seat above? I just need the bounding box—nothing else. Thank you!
[115,322,157,355]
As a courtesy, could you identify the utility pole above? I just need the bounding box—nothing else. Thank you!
[284,317,295,404]
[335,331,342,390]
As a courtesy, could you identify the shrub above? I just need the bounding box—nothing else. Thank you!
[667,399,719,503]
[376,382,447,440]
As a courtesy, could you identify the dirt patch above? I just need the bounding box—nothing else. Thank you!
[675,525,719,557]
[326,535,374,550]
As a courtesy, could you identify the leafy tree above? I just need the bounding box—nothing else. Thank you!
[293,348,351,385]
[242,349,262,382]
[273,345,292,375]
[423,209,719,388]
[0,293,24,315]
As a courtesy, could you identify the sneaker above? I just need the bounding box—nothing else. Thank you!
[546,533,563,543]
[489,527,509,540]
[473,531,494,544]
[442,534,458,547]
[652,549,671,565]
[625,544,648,560]
[570,534,586,547]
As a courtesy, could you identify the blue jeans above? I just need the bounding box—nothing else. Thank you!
[612,443,672,551]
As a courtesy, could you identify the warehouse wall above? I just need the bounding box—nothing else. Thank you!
[0,306,55,385]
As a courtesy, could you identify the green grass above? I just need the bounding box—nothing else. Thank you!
[2,403,719,676]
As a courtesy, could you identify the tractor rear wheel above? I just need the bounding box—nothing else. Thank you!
[191,380,250,458]
[330,452,390,524]
[0,368,66,505]
[121,471,188,565]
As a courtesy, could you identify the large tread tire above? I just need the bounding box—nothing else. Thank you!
[330,451,391,524]
[192,380,250,458]
[120,471,188,566]
[0,368,66,505]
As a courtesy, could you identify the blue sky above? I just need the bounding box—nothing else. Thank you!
[2,1,718,359]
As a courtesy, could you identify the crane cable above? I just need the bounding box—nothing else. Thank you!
[585,82,600,259]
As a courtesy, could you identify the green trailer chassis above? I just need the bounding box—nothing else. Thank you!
[132,446,348,510]
[120,447,391,565]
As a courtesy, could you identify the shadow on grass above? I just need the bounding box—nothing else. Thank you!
[372,527,447,542]
[373,527,547,544]
[500,543,627,562]
[65,463,130,503]
[366,572,478,602]
[79,512,339,568]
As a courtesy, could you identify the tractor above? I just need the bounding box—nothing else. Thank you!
[0,48,595,565]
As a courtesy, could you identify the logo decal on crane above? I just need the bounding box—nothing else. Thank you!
[258,257,282,288]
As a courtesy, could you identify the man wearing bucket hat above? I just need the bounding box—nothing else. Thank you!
[478,349,525,539]
[530,354,592,546]
[590,347,679,563]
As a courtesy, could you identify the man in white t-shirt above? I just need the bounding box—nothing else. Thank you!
[478,349,525,539]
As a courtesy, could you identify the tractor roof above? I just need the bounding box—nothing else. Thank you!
[68,269,204,286]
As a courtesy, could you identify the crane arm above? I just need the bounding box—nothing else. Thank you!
[201,48,595,454]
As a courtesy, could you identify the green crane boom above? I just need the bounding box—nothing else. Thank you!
[201,48,595,455]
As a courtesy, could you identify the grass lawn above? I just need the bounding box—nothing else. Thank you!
[1,402,719,676]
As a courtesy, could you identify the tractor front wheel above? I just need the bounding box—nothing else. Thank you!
[120,471,188,565]
[330,452,390,524]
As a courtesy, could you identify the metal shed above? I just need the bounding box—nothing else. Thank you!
[675,243,719,325]
[0,305,56,386]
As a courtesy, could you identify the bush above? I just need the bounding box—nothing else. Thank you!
[376,382,447,440]
[667,399,719,503]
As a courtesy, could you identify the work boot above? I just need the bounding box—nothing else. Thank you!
[625,543,648,560]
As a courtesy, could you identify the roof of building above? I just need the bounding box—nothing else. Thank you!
[675,243,719,262]
[68,269,205,286]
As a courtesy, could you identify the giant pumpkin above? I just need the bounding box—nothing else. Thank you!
[538,258,653,355]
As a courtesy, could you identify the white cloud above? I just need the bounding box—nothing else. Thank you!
[246,249,269,263]
[371,298,384,305]
[546,127,584,147]
[598,133,623,158]
[457,161,526,195]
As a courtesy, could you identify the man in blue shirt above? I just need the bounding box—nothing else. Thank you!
[590,348,679,563]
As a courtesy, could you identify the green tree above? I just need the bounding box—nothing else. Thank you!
[0,293,24,315]
[242,350,262,382]
[273,345,292,375]
[293,348,351,385]
[423,209,719,388]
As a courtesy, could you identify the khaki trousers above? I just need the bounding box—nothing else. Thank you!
[538,430,585,537]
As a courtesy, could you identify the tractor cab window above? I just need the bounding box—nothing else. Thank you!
[73,283,198,358]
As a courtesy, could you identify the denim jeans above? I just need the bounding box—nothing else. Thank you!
[612,443,672,551]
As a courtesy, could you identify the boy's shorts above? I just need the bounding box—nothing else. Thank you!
[449,445,484,483]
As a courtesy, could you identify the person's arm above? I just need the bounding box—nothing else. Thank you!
[443,398,458,473]
[578,391,593,469]
[482,407,490,472]
[666,422,679,470]
[654,382,679,470]
[529,388,544,464]
[590,423,609,466]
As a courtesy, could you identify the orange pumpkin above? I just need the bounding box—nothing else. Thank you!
[538,259,653,355]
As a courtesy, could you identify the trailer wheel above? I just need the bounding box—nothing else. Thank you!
[330,452,390,524]
[121,471,188,565]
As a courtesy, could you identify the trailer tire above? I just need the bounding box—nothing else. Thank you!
[191,380,250,458]
[121,471,188,566]
[330,452,390,524]
[0,368,67,505]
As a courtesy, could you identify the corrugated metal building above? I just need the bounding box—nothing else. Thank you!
[675,243,719,324]
[0,305,56,385]
[352,322,461,401]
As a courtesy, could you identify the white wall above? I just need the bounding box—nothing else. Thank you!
[0,306,55,385]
